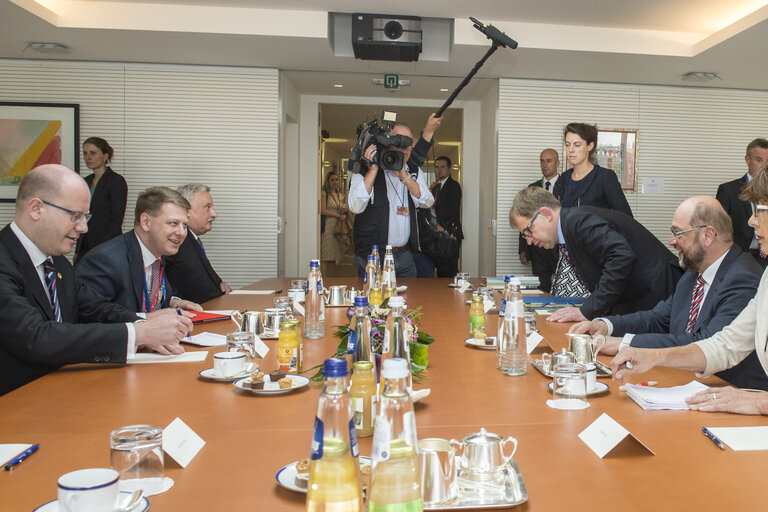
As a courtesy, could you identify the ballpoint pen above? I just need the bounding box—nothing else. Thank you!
[4,444,39,471]
[177,308,191,340]
[701,427,726,450]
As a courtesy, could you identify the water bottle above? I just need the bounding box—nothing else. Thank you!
[381,296,412,393]
[371,244,381,274]
[381,245,397,300]
[368,358,422,512]
[362,254,378,297]
[500,278,527,376]
[347,296,373,366]
[305,259,326,339]
[496,274,514,369]
[307,358,362,512]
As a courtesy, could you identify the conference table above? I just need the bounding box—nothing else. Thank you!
[2,278,767,511]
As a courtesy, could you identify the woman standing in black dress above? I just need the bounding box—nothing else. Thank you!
[74,137,128,262]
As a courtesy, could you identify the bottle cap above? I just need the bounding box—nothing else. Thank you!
[381,358,409,379]
[353,360,374,372]
[368,254,376,261]
[354,296,369,307]
[388,296,405,307]
[279,320,294,330]
[385,244,392,250]
[372,244,379,250]
[323,357,347,378]
[504,274,514,282]
[310,259,319,267]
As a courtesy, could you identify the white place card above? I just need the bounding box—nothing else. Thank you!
[526,331,544,354]
[253,335,270,358]
[483,297,495,314]
[294,302,306,317]
[578,413,655,458]
[163,417,206,468]
[457,282,471,294]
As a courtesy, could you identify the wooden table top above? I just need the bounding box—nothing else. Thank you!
[2,277,767,511]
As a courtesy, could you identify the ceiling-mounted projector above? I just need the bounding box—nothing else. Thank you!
[352,14,422,62]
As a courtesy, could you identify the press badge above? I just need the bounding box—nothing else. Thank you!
[396,206,409,216]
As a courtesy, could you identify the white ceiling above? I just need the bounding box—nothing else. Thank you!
[3,0,768,160]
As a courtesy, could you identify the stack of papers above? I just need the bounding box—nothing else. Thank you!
[625,380,709,410]
[482,276,540,289]
[523,296,586,310]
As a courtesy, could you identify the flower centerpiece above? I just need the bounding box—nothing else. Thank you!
[306,299,435,382]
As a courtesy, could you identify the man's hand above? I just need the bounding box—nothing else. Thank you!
[363,145,379,174]
[599,336,623,356]
[569,320,608,336]
[547,306,587,323]
[169,298,203,311]
[611,346,661,383]
[519,252,529,265]
[422,113,442,142]
[687,386,768,415]
[134,312,194,354]
[220,282,232,294]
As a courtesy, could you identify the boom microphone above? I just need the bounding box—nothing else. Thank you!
[470,17,518,49]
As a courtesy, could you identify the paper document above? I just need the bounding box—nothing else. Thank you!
[230,289,279,295]
[0,444,33,466]
[624,380,708,410]
[129,351,209,364]
[184,332,227,347]
[706,426,768,451]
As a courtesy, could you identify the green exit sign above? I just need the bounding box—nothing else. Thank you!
[384,74,399,89]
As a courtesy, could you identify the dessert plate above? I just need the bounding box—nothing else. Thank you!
[276,456,372,493]
[33,492,149,512]
[234,374,311,395]
[198,367,256,382]
[464,336,496,350]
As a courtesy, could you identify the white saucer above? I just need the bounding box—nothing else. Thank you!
[234,374,311,395]
[199,367,257,382]
[33,492,149,512]
[276,456,371,494]
[464,336,496,349]
[547,381,609,396]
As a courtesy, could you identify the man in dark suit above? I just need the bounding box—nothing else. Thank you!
[716,138,768,268]
[510,186,683,322]
[518,148,560,292]
[76,187,202,313]
[570,196,768,390]
[0,165,193,395]
[428,156,463,277]
[165,184,231,303]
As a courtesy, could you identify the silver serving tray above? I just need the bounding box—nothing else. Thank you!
[530,358,612,378]
[424,459,528,510]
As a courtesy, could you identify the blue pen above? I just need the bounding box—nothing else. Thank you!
[177,308,191,340]
[4,444,39,470]
[701,427,726,450]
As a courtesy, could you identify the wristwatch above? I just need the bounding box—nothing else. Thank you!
[401,174,413,184]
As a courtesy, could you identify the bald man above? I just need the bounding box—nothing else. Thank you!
[570,196,767,389]
[0,165,193,395]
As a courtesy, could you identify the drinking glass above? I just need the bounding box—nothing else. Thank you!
[226,331,259,369]
[110,425,164,494]
[551,363,589,409]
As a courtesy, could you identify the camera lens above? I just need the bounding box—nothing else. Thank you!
[384,21,403,40]
[380,150,401,170]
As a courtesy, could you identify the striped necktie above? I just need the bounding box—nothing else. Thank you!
[43,259,62,322]
[686,275,705,333]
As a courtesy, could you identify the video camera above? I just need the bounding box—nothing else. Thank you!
[348,110,413,173]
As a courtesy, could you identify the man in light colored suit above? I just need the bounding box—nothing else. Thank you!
[571,196,767,389]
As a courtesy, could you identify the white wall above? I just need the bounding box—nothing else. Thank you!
[496,78,768,276]
[0,59,279,287]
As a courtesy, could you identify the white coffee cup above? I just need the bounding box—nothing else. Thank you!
[57,468,119,512]
[213,351,246,377]
[585,362,597,391]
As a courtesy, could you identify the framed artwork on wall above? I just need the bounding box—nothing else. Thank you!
[0,102,80,202]
[595,128,638,191]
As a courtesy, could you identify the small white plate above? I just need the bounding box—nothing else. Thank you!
[33,492,149,512]
[234,374,311,395]
[547,381,609,397]
[464,336,497,349]
[199,367,256,382]
[276,456,371,494]
[412,388,430,402]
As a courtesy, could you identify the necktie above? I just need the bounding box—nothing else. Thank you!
[559,244,587,288]
[686,275,705,333]
[43,259,62,322]
[545,181,551,191]
[197,237,206,256]
[149,259,163,312]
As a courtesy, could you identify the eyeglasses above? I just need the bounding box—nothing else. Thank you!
[522,210,541,238]
[42,200,92,224]
[754,204,768,215]
[670,225,706,240]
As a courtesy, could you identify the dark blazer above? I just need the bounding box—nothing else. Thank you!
[165,234,223,304]
[0,225,137,395]
[76,231,174,312]
[518,178,559,292]
[606,246,768,389]
[431,177,463,240]
[560,207,683,319]
[75,167,128,261]
[553,165,633,217]
[716,175,753,252]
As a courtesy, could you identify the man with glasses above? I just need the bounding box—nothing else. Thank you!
[570,196,767,389]
[76,187,202,314]
[0,165,194,395]
[510,186,682,322]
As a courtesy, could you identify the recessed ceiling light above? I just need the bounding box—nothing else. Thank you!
[440,88,449,92]
[334,84,343,88]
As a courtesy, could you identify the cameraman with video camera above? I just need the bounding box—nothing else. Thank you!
[348,122,434,277]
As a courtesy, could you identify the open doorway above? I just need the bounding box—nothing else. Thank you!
[318,104,463,278]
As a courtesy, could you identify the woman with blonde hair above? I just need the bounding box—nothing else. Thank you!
[320,171,350,275]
